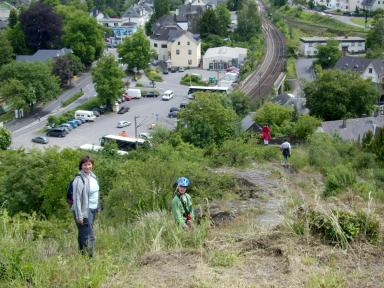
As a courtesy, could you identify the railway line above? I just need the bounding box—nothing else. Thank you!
[240,18,286,100]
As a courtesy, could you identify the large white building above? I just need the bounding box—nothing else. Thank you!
[202,46,247,70]
[313,0,362,11]
[362,0,384,11]
[300,36,365,56]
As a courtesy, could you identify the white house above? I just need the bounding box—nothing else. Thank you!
[299,36,365,56]
[313,0,362,11]
[202,46,247,70]
[362,0,384,11]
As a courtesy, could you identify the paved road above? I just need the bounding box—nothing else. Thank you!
[296,57,316,82]
[11,66,219,150]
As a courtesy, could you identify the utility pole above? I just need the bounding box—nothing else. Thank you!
[134,115,139,149]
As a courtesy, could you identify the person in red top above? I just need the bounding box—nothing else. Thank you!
[261,124,271,145]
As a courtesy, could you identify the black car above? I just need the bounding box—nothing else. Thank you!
[171,67,178,73]
[168,111,178,118]
[92,110,101,117]
[144,91,158,98]
[47,127,67,137]
[162,68,169,74]
[117,106,130,114]
[32,136,49,144]
[169,107,180,113]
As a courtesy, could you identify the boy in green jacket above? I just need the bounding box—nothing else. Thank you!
[172,177,194,229]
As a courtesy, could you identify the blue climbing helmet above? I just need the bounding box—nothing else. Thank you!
[177,177,190,187]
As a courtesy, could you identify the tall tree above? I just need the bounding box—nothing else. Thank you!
[92,54,124,109]
[0,62,61,111]
[59,7,104,66]
[8,9,18,28]
[117,29,151,71]
[367,16,384,52]
[215,3,231,37]
[20,2,63,51]
[198,8,220,38]
[228,90,251,117]
[304,69,379,120]
[0,79,27,110]
[236,0,261,41]
[154,0,171,19]
[177,93,239,147]
[0,127,11,150]
[0,32,13,68]
[5,23,28,55]
[315,40,342,69]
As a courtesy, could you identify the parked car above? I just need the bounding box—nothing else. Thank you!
[168,111,178,118]
[47,127,67,137]
[59,123,72,133]
[117,106,130,114]
[162,67,169,74]
[67,120,78,128]
[139,132,152,140]
[180,101,188,108]
[32,136,49,144]
[169,107,180,113]
[178,67,185,72]
[117,120,132,128]
[92,110,101,117]
[144,91,158,98]
[171,66,178,73]
[162,90,174,101]
[72,119,82,126]
[124,94,133,101]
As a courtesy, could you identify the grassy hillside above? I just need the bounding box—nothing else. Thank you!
[0,130,383,287]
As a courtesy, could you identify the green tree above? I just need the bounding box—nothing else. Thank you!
[367,15,384,51]
[198,8,220,37]
[236,0,261,41]
[52,54,84,87]
[215,4,231,37]
[117,29,151,71]
[227,0,244,11]
[59,7,104,66]
[8,9,18,28]
[154,0,171,19]
[5,23,28,54]
[293,114,321,140]
[315,40,342,69]
[177,93,239,147]
[228,90,251,117]
[0,61,61,111]
[92,54,124,109]
[0,127,11,150]
[0,79,28,109]
[254,102,292,126]
[304,69,379,120]
[0,32,13,68]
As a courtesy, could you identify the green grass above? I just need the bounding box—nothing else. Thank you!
[350,17,373,26]
[287,57,297,79]
[0,111,13,123]
[61,91,83,107]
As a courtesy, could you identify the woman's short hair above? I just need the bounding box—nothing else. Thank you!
[79,155,94,170]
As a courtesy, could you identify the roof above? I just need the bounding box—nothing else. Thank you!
[273,93,309,114]
[204,46,247,59]
[176,4,205,22]
[334,56,384,76]
[16,48,72,62]
[123,4,152,18]
[300,36,365,43]
[241,112,258,132]
[321,116,384,141]
[151,23,184,41]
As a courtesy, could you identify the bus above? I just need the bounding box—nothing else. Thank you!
[100,135,146,151]
[80,144,128,155]
[187,86,229,98]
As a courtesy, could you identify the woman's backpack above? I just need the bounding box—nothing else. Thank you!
[67,174,84,206]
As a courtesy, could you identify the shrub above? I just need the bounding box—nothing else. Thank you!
[209,138,252,167]
[180,74,208,86]
[308,133,341,172]
[324,164,356,196]
[293,115,321,141]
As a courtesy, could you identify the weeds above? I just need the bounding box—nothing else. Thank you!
[324,165,357,197]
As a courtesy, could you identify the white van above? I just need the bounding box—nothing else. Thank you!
[126,88,141,99]
[74,110,96,122]
[162,90,174,101]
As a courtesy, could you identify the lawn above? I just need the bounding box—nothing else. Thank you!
[351,17,373,26]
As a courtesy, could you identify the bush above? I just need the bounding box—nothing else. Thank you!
[324,164,357,196]
[209,138,252,167]
[180,74,208,86]
[307,133,341,172]
[293,115,321,141]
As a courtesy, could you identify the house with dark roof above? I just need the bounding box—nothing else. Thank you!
[321,116,384,142]
[334,56,384,103]
[175,3,206,33]
[150,20,201,67]
[241,112,260,132]
[16,48,72,62]
[362,0,384,11]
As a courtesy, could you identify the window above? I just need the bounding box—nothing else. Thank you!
[176,49,180,55]
[188,60,192,65]
[161,44,167,48]
[369,68,373,73]
[187,41,190,45]
[114,23,118,26]
[358,42,363,47]
[154,43,158,47]
[178,41,180,45]
[188,49,192,55]
[351,42,355,47]
[309,43,313,47]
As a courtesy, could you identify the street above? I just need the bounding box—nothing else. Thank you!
[11,65,220,150]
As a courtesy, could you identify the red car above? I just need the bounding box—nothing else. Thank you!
[123,94,133,101]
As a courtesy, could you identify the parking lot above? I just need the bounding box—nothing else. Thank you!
[11,65,221,150]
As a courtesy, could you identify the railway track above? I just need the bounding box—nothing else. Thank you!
[240,18,286,100]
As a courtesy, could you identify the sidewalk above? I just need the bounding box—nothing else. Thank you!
[5,72,91,132]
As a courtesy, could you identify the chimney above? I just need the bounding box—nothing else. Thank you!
[342,119,347,128]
